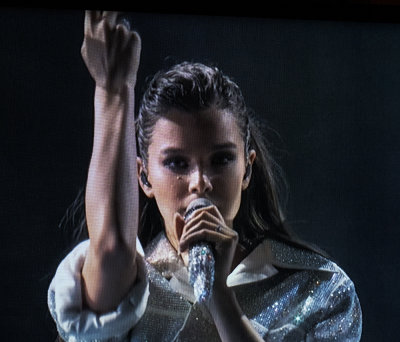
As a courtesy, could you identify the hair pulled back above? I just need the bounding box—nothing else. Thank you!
[136,62,293,250]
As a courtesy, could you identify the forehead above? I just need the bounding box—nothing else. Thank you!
[150,109,244,150]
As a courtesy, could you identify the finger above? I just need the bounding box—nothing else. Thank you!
[183,219,219,237]
[205,205,224,222]
[115,22,133,48]
[181,219,237,247]
[128,30,142,74]
[187,205,224,224]
[84,10,101,35]
[180,221,220,251]
[117,17,131,31]
[180,225,237,252]
[182,210,221,236]
[102,11,119,25]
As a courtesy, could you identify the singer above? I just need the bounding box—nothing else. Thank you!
[48,11,362,342]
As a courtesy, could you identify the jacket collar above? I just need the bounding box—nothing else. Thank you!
[140,232,337,289]
[227,238,337,287]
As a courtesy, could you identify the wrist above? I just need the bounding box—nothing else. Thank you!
[208,285,240,318]
[93,85,134,127]
[94,84,131,102]
[208,285,264,342]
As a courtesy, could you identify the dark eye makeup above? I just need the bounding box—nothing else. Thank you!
[162,150,237,175]
[162,156,189,173]
[211,151,236,166]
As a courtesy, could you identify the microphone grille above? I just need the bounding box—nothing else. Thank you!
[184,198,212,222]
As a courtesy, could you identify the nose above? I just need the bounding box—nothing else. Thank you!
[188,168,213,194]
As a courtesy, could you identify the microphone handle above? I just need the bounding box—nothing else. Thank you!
[185,198,215,303]
[188,241,215,303]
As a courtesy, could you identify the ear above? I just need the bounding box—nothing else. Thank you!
[137,157,154,198]
[242,149,256,191]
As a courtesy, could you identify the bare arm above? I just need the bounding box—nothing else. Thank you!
[80,11,141,313]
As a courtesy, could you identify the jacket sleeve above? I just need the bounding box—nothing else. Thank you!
[47,239,149,342]
[306,270,363,342]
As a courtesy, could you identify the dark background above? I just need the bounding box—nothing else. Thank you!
[2,5,399,341]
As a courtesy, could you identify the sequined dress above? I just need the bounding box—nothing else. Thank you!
[48,232,362,341]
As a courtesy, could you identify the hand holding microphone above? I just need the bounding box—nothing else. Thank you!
[184,198,216,304]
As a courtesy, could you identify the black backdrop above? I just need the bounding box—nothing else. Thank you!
[2,6,400,341]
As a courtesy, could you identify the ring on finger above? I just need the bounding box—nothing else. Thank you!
[215,225,222,233]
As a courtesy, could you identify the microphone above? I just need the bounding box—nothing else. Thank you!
[184,198,215,304]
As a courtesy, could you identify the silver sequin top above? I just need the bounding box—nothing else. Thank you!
[48,232,362,341]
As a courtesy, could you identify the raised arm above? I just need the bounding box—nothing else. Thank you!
[80,11,141,313]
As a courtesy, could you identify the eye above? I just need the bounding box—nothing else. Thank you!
[211,151,236,167]
[163,156,189,173]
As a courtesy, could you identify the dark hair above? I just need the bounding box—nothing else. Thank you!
[136,62,318,253]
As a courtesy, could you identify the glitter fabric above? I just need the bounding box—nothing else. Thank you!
[188,242,215,303]
[49,233,362,341]
[144,231,185,280]
[184,198,216,304]
[137,234,362,341]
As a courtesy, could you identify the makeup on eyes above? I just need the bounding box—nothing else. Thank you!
[161,147,238,175]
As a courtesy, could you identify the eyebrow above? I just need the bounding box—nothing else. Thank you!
[160,142,237,155]
[161,147,185,155]
[212,142,237,150]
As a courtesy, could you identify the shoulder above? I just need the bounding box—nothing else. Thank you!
[262,237,360,300]
[237,239,362,340]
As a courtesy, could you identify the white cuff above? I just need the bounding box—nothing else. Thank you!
[48,239,149,342]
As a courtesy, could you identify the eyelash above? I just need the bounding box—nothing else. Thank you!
[162,152,236,173]
[211,152,236,166]
[163,156,189,173]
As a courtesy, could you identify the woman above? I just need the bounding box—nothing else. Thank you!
[48,11,362,341]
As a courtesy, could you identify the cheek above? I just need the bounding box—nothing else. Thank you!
[216,168,245,222]
[150,169,185,217]
[225,182,243,221]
